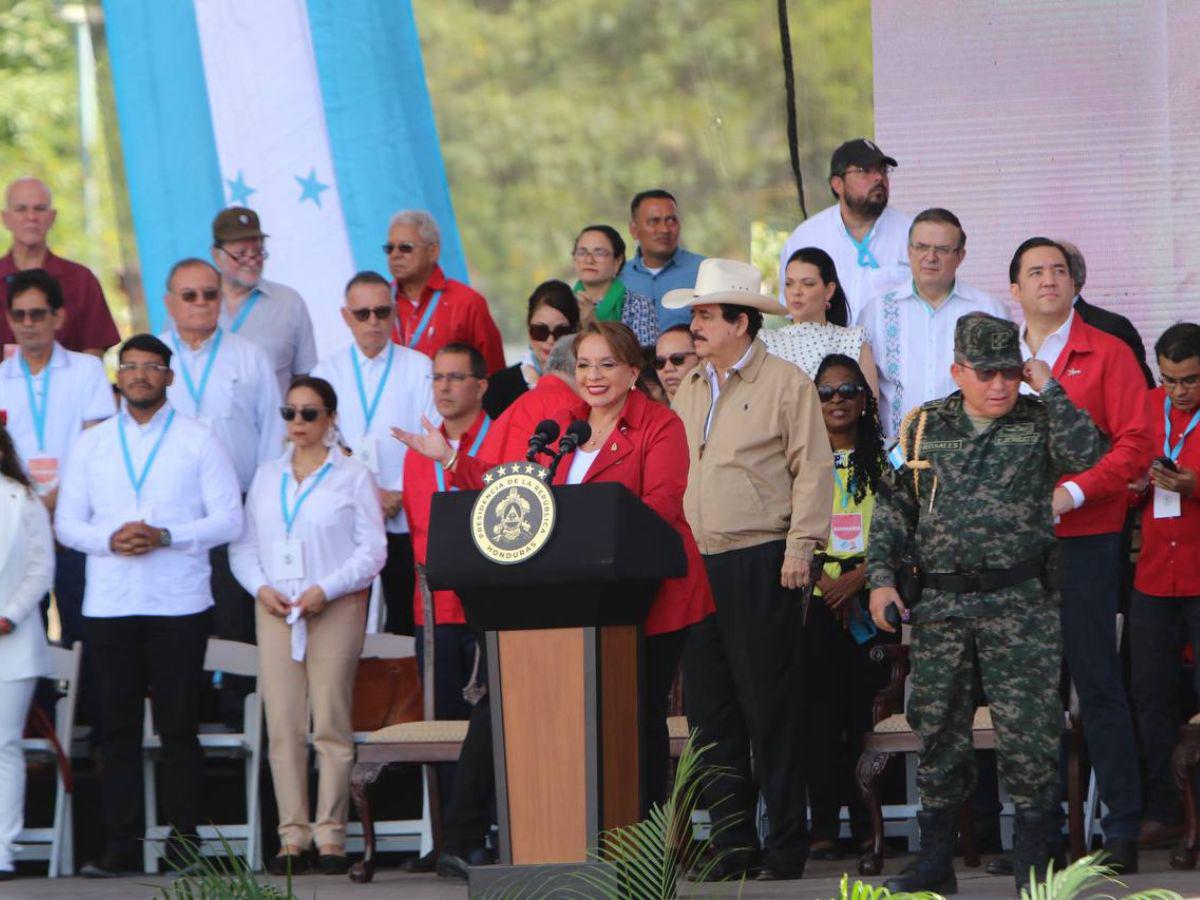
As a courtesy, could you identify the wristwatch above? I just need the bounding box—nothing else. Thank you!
[159,528,172,547]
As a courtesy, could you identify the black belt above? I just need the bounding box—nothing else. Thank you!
[922,558,1045,594]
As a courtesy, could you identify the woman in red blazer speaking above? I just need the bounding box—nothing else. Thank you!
[396,321,714,812]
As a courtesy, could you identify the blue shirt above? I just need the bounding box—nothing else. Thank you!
[621,246,706,329]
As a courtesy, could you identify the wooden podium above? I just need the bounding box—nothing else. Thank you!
[425,483,686,891]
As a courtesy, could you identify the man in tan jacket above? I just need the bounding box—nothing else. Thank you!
[666,259,833,882]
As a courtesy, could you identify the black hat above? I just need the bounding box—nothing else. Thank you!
[830,139,898,177]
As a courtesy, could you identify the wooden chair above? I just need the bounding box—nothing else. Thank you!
[1168,714,1200,870]
[854,642,1087,876]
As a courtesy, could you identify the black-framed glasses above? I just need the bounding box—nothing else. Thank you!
[382,241,429,255]
[841,164,892,178]
[653,351,697,371]
[175,287,221,303]
[1161,373,1200,388]
[348,305,393,322]
[280,405,326,422]
[430,372,480,384]
[817,382,866,402]
[528,323,575,342]
[961,364,1022,384]
[8,308,51,323]
[218,246,267,264]
[118,362,170,374]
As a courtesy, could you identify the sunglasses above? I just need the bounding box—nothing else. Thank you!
[653,351,696,371]
[279,405,327,422]
[528,323,576,342]
[381,241,428,256]
[817,382,866,402]
[176,288,221,303]
[8,308,52,323]
[348,305,393,322]
[962,364,1023,384]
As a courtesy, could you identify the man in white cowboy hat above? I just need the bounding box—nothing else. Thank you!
[666,258,833,881]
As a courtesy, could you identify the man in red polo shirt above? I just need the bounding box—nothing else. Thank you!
[0,177,120,356]
[1012,237,1153,873]
[385,210,505,375]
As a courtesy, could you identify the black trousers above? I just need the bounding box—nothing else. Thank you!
[381,533,416,636]
[442,630,495,856]
[84,611,210,854]
[210,544,255,726]
[682,540,809,870]
[54,544,87,646]
[414,623,480,812]
[643,628,689,815]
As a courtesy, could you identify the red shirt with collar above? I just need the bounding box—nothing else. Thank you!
[1134,387,1200,597]
[1052,315,1153,537]
[453,389,715,636]
[401,408,492,626]
[0,249,121,352]
[479,374,579,463]
[390,265,506,375]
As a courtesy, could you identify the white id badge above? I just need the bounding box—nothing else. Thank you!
[1153,486,1182,519]
[27,457,59,496]
[271,539,306,581]
[356,436,380,474]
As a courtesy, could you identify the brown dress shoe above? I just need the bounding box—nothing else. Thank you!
[1138,819,1184,849]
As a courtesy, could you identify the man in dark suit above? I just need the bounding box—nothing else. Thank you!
[1060,240,1154,388]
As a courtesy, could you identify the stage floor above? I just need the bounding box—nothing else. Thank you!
[2,850,1196,899]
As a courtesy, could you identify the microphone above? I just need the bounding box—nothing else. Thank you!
[548,421,592,480]
[526,419,561,462]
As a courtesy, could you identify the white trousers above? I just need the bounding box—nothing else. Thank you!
[0,678,36,871]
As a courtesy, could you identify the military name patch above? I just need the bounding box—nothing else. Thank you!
[995,432,1041,445]
[920,439,964,452]
[470,463,556,565]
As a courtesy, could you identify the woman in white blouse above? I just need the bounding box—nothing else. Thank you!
[230,376,387,876]
[0,424,55,882]
[762,247,879,396]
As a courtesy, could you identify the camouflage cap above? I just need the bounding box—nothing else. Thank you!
[954,313,1023,369]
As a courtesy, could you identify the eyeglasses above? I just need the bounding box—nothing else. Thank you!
[382,241,431,256]
[8,308,51,323]
[653,351,696,370]
[576,360,622,374]
[218,246,267,264]
[817,382,866,402]
[118,362,170,374]
[348,305,393,322]
[175,287,221,303]
[909,242,961,257]
[430,372,479,384]
[961,364,1023,383]
[572,247,614,261]
[1162,373,1200,388]
[280,405,327,422]
[528,323,575,342]
[841,164,892,178]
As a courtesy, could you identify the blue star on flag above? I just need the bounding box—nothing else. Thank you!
[295,168,330,207]
[225,171,256,205]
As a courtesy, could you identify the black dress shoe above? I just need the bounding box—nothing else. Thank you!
[0,869,14,881]
[757,862,806,881]
[80,847,140,879]
[266,851,311,877]
[1104,837,1138,874]
[688,855,763,882]
[436,847,494,880]
[317,853,350,875]
[985,855,1013,876]
[402,850,438,873]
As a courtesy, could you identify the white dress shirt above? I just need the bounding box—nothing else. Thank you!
[703,342,756,439]
[55,402,244,617]
[1020,309,1085,508]
[160,326,284,492]
[0,477,54,681]
[311,342,438,533]
[779,204,914,320]
[855,279,1011,438]
[219,278,318,397]
[0,343,115,490]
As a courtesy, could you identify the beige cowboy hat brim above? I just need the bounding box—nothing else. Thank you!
[662,287,785,315]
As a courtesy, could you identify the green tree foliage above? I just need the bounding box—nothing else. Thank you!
[415,0,874,336]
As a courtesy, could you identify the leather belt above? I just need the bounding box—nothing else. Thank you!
[922,557,1045,594]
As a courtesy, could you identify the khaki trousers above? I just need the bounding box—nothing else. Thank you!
[257,593,367,850]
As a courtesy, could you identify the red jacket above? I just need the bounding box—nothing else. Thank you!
[390,265,506,375]
[401,409,492,626]
[453,389,715,636]
[1053,315,1153,537]
[0,250,121,352]
[1134,387,1200,597]
[480,374,579,463]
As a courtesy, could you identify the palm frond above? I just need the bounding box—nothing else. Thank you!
[1017,852,1183,900]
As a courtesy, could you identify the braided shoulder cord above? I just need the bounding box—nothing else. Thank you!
[899,407,932,499]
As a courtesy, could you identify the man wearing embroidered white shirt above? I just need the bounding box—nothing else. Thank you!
[211,207,318,396]
[160,257,283,726]
[56,334,243,877]
[1,268,114,648]
[856,208,1010,438]
[779,139,912,320]
[1012,237,1152,873]
[312,271,437,636]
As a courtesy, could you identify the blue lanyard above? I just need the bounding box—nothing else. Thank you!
[435,417,491,492]
[406,290,442,348]
[351,344,394,432]
[1164,396,1200,461]
[228,289,262,333]
[118,409,176,499]
[20,356,49,452]
[170,328,224,414]
[280,462,333,535]
[847,225,879,269]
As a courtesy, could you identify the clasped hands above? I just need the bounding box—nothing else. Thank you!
[256,584,328,619]
[108,521,161,556]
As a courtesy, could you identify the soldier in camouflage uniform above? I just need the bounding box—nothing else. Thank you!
[866,313,1109,894]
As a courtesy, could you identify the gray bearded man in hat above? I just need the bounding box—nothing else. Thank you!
[669,259,834,881]
[867,313,1109,893]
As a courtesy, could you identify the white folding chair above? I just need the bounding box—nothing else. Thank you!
[142,638,263,873]
[16,642,82,877]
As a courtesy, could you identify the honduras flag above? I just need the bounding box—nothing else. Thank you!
[103,0,467,354]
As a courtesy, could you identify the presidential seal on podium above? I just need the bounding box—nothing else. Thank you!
[470,462,556,564]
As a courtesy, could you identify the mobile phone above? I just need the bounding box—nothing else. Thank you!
[1154,456,1180,473]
